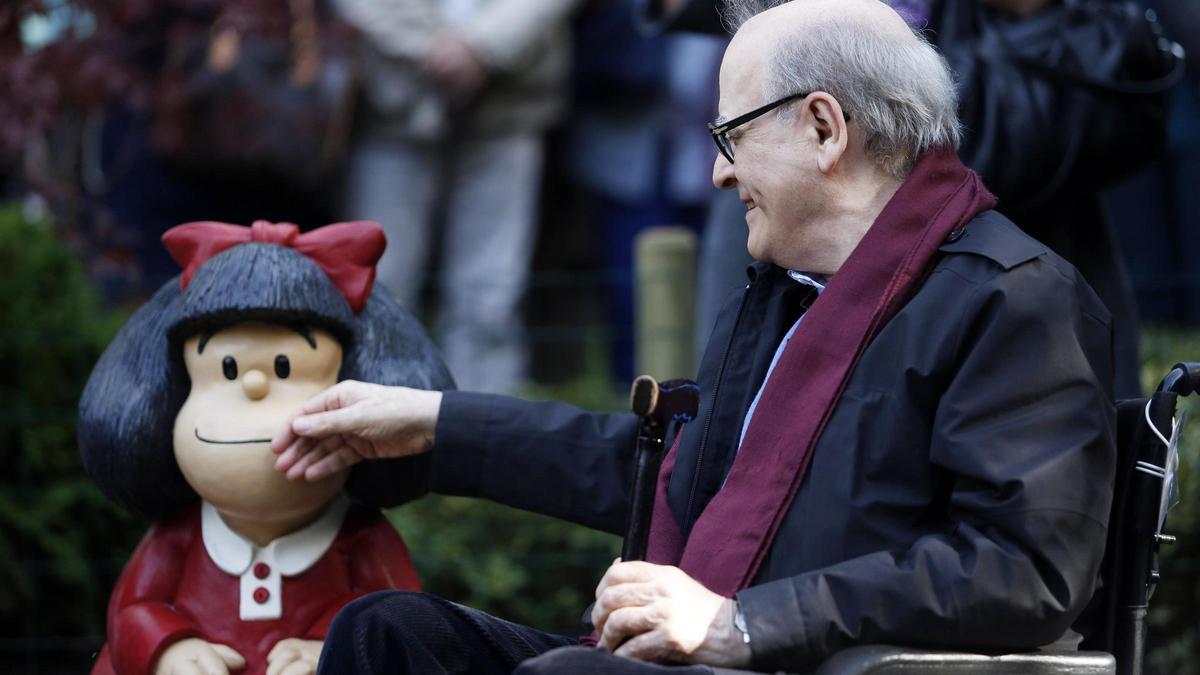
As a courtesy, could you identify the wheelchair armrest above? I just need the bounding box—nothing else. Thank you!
[811,645,1115,674]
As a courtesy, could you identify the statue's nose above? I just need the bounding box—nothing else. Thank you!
[242,369,270,400]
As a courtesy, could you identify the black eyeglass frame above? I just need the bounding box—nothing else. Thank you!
[707,91,849,163]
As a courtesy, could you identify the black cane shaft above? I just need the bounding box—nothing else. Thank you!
[622,435,663,561]
[622,375,699,562]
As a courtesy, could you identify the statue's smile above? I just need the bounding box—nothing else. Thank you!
[194,428,272,445]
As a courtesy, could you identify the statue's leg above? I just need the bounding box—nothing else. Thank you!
[318,591,574,675]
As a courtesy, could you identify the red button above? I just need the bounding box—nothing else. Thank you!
[254,563,270,579]
[253,587,270,604]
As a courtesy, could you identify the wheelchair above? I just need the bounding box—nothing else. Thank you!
[626,363,1199,675]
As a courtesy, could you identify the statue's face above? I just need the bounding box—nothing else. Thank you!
[174,321,346,523]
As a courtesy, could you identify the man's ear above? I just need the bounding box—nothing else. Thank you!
[806,92,849,174]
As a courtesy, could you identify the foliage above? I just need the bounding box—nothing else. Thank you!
[388,498,621,636]
[0,203,139,671]
[1142,327,1200,675]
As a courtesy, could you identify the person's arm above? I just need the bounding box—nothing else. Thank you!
[734,259,1116,671]
[272,385,641,535]
[431,392,641,534]
[456,0,584,73]
[331,0,441,60]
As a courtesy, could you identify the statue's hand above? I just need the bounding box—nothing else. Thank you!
[154,638,245,675]
[267,638,323,675]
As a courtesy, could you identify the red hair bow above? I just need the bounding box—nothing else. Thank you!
[161,220,387,313]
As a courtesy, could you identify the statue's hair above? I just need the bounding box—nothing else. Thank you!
[78,243,455,521]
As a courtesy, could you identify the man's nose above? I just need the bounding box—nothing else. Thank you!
[242,369,270,400]
[712,153,736,190]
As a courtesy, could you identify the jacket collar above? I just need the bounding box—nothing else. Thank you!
[201,494,349,577]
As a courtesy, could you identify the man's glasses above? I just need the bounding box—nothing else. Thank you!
[707,91,848,163]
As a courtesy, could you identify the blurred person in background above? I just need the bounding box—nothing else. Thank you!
[335,0,583,395]
[1104,0,1200,325]
[565,0,724,382]
[3,1,358,303]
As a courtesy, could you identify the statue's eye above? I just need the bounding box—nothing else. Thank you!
[274,355,291,379]
[222,356,238,380]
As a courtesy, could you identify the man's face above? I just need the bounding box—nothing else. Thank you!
[711,37,821,268]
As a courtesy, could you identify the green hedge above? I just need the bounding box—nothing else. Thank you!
[387,497,619,635]
[0,205,139,671]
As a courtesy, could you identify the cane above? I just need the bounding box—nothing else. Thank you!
[621,375,700,562]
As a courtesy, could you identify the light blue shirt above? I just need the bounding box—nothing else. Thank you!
[736,271,826,452]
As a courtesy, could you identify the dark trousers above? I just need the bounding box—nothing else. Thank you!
[317,591,722,675]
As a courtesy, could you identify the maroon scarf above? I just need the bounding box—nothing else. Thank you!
[645,148,996,596]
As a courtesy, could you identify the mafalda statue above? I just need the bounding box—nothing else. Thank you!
[80,220,451,675]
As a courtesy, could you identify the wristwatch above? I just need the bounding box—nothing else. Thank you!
[733,600,752,645]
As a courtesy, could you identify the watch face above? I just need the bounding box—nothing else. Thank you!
[734,607,751,643]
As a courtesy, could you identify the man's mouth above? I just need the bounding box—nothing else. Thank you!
[194,428,272,445]
[741,196,757,211]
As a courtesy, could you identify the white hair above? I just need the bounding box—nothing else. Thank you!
[722,0,961,178]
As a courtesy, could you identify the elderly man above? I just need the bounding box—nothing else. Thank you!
[273,1,1115,672]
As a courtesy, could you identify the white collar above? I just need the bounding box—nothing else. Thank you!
[787,270,827,290]
[201,494,350,577]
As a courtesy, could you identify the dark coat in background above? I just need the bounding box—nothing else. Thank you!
[425,212,1117,670]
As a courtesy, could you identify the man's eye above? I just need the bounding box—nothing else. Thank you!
[275,355,291,379]
[222,356,238,380]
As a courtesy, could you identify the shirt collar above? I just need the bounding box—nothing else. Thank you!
[786,270,827,290]
[744,262,828,291]
[201,494,350,577]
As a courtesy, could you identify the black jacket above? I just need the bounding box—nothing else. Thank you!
[429,212,1116,671]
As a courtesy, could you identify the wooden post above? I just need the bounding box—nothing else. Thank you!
[635,227,697,380]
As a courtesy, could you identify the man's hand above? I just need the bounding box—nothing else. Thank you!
[266,638,322,675]
[271,381,442,482]
[422,33,487,102]
[591,560,751,668]
[154,638,245,675]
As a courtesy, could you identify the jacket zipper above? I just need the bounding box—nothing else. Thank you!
[683,282,752,531]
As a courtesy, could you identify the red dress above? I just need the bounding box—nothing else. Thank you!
[91,499,420,675]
